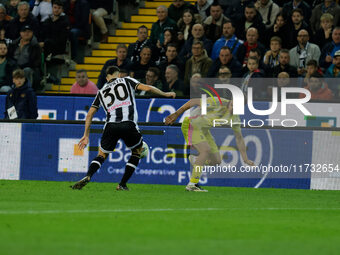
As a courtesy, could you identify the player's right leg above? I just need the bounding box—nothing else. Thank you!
[71,149,108,190]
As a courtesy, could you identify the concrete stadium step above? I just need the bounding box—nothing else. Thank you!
[131,15,158,23]
[75,64,103,71]
[139,8,157,15]
[45,90,70,94]
[121,23,153,29]
[98,43,128,50]
[115,29,150,36]
[69,71,100,78]
[108,36,136,43]
[84,57,111,64]
[92,50,116,57]
[145,2,173,8]
[61,78,98,85]
[52,84,72,91]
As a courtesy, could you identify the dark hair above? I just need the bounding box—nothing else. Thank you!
[106,66,120,76]
[223,20,235,29]
[119,69,128,74]
[12,69,25,79]
[220,46,232,53]
[280,49,290,55]
[166,43,178,51]
[292,8,304,17]
[250,48,262,57]
[148,67,160,77]
[137,25,148,33]
[52,0,64,7]
[306,59,318,68]
[245,2,256,9]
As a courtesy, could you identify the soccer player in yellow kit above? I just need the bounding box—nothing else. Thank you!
[165,97,254,192]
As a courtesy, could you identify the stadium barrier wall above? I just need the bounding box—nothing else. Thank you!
[1,95,340,127]
[1,122,339,190]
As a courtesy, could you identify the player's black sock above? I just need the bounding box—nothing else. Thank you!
[87,156,105,178]
[119,153,140,186]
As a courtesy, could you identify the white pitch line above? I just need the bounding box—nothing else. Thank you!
[0,207,340,215]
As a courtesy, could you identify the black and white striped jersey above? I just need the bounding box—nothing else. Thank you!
[91,76,140,124]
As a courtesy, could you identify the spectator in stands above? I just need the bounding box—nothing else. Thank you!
[8,25,42,91]
[265,12,290,49]
[150,5,177,45]
[179,23,212,61]
[224,0,254,22]
[177,9,201,47]
[118,69,129,78]
[314,13,334,49]
[236,27,266,66]
[97,44,131,89]
[282,0,312,24]
[0,41,17,92]
[39,0,69,59]
[184,40,212,85]
[138,67,163,95]
[241,56,266,99]
[158,43,184,80]
[194,0,212,21]
[127,25,155,63]
[211,21,243,61]
[89,0,113,43]
[207,46,243,77]
[286,8,312,49]
[217,65,232,80]
[248,47,266,71]
[168,0,195,22]
[130,46,156,80]
[304,59,320,83]
[6,1,40,40]
[289,29,321,76]
[203,2,229,42]
[5,68,38,119]
[235,3,266,43]
[268,71,300,99]
[0,4,11,28]
[164,64,187,96]
[310,0,340,34]
[320,27,340,69]
[64,0,91,62]
[70,69,98,94]
[324,49,340,77]
[269,49,298,77]
[7,0,19,18]
[155,28,179,64]
[300,72,334,99]
[255,0,280,29]
[32,0,52,23]
[263,36,281,69]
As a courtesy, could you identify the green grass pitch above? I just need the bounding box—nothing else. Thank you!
[0,180,339,255]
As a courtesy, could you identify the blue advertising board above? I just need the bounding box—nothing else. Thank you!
[16,122,311,189]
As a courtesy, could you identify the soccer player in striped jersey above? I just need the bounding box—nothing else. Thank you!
[165,97,254,192]
[71,66,176,190]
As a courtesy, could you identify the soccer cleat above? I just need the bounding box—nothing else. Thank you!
[116,184,129,191]
[70,176,90,190]
[185,184,208,192]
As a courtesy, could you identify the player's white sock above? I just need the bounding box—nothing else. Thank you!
[188,182,196,186]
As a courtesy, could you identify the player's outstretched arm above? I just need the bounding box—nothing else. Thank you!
[79,106,98,150]
[137,83,176,98]
[234,129,254,166]
[165,98,201,125]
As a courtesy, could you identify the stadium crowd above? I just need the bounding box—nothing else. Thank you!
[1,0,340,110]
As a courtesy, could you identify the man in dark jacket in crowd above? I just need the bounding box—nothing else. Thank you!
[6,1,40,40]
[40,0,70,58]
[5,68,38,119]
[8,25,42,91]
[0,41,17,92]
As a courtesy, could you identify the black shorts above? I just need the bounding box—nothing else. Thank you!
[100,121,143,153]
